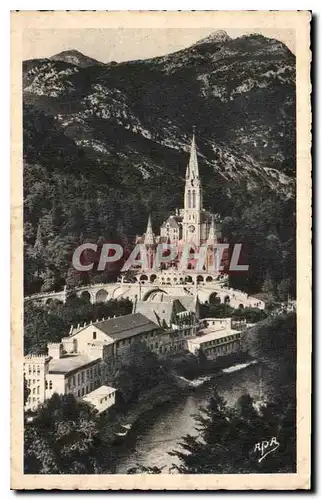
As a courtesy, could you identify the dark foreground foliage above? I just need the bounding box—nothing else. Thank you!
[24,393,105,474]
[168,387,295,474]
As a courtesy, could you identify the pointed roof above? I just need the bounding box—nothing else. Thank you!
[144,214,155,245]
[135,298,188,327]
[160,215,182,229]
[186,132,199,180]
[207,216,217,244]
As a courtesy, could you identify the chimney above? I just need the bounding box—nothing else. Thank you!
[47,343,63,359]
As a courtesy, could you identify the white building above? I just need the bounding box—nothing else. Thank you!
[24,343,114,412]
[24,355,51,410]
[201,317,233,331]
[186,327,242,360]
[24,313,164,412]
[82,385,117,414]
[66,313,164,358]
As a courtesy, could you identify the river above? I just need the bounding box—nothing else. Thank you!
[113,362,270,473]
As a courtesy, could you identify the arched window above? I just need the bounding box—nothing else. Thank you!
[93,331,97,340]
[192,191,196,208]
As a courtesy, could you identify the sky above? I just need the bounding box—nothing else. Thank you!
[23,28,295,63]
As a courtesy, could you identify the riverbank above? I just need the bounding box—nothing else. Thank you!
[165,349,253,381]
[99,380,186,447]
[111,360,267,473]
[99,353,257,451]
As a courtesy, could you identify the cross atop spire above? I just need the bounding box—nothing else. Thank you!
[144,214,155,245]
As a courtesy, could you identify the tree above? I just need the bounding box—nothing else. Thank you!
[127,465,164,474]
[105,341,168,404]
[262,273,275,295]
[277,278,291,301]
[24,374,31,407]
[197,348,207,364]
[34,224,44,252]
[24,393,104,474]
[170,387,295,474]
[24,297,133,355]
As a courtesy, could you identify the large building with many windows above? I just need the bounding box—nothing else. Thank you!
[186,318,242,360]
[24,313,164,411]
[24,346,111,412]
[24,301,201,411]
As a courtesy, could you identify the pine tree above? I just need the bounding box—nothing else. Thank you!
[169,389,272,474]
[277,278,291,302]
[34,223,44,252]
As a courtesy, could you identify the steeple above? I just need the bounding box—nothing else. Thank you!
[207,216,216,244]
[184,131,203,212]
[187,131,199,180]
[181,131,204,247]
[144,214,155,245]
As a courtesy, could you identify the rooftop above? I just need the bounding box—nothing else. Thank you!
[48,354,101,376]
[160,295,196,312]
[161,215,182,228]
[82,385,116,402]
[189,328,240,345]
[77,313,160,341]
[136,298,188,326]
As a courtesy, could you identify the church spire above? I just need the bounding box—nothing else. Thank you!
[144,214,155,245]
[207,215,216,244]
[184,131,203,213]
[187,130,199,180]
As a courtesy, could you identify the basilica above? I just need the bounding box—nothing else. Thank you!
[136,133,221,277]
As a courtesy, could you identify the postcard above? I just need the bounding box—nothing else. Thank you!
[11,10,311,490]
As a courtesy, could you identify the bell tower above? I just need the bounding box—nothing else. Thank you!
[182,132,203,246]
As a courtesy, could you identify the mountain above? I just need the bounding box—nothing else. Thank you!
[22,31,296,295]
[23,31,295,185]
[50,49,103,67]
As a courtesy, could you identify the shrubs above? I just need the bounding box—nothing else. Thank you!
[200,302,267,323]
